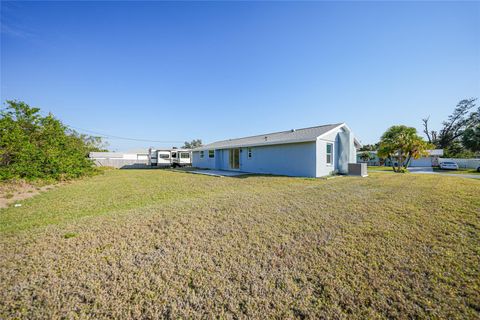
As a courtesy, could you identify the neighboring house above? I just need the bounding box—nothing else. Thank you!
[356,151,395,166]
[356,149,444,167]
[410,149,443,167]
[192,123,361,177]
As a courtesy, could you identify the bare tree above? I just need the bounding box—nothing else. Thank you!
[422,116,438,145]
[422,98,477,150]
[437,98,477,148]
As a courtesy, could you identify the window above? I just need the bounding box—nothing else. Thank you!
[159,153,170,159]
[326,143,333,165]
[209,150,215,158]
[180,152,190,159]
[248,147,252,159]
[200,151,204,158]
[171,152,177,159]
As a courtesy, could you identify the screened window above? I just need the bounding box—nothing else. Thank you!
[200,151,204,158]
[248,148,252,158]
[180,152,190,159]
[159,153,170,159]
[209,150,215,158]
[326,143,333,165]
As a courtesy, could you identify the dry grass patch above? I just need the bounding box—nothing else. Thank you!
[0,179,58,209]
[0,170,479,319]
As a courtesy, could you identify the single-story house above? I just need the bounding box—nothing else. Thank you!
[356,151,392,166]
[356,149,444,167]
[410,149,444,167]
[192,123,361,177]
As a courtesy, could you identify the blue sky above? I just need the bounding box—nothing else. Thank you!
[1,1,479,151]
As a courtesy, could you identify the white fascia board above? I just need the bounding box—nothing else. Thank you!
[315,123,346,140]
[193,137,318,151]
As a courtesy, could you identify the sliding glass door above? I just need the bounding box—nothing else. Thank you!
[229,148,240,169]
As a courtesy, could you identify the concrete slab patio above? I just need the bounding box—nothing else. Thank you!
[181,169,250,177]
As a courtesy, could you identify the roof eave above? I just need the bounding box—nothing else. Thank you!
[192,137,318,151]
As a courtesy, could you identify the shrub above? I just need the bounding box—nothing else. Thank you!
[0,100,105,181]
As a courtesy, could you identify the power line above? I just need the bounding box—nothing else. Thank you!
[66,124,185,143]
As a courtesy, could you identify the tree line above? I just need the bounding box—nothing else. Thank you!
[422,98,479,157]
[0,101,106,181]
[359,98,478,172]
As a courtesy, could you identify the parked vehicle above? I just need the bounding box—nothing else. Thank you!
[439,161,459,170]
[148,148,191,167]
[157,150,172,167]
[170,149,192,167]
[149,150,157,166]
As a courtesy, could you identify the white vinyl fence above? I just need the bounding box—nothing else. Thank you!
[91,159,150,169]
[439,158,480,169]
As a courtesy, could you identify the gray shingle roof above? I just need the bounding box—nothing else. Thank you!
[194,123,344,151]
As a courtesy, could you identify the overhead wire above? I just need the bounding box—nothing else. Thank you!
[66,124,184,143]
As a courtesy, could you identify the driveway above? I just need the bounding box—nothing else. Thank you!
[182,169,249,177]
[408,167,434,173]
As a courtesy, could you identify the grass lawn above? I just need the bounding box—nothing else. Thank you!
[0,170,479,319]
[433,168,480,175]
[369,166,480,176]
[367,165,395,172]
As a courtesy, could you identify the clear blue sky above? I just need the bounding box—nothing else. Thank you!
[2,1,479,151]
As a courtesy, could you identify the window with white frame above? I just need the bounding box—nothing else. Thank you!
[248,147,252,158]
[200,151,204,158]
[208,150,215,158]
[326,143,333,165]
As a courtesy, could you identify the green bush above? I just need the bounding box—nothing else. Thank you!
[0,100,105,181]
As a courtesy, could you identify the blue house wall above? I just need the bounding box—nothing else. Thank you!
[191,125,358,178]
[191,151,215,169]
[192,142,317,177]
[240,142,316,177]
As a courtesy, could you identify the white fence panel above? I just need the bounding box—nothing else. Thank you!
[91,159,150,169]
[439,158,480,169]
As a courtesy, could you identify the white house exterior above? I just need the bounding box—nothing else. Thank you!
[409,149,444,167]
[192,123,361,177]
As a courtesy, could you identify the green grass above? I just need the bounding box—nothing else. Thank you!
[369,166,480,175]
[63,232,78,239]
[367,165,395,172]
[433,168,480,175]
[0,170,479,319]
